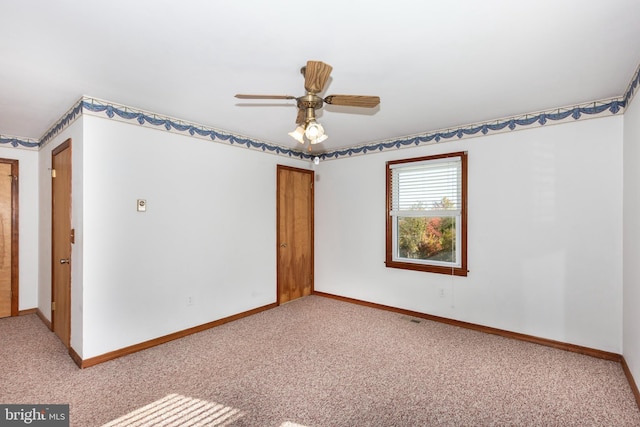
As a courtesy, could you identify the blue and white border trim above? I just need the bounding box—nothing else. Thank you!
[0,98,84,150]
[40,100,84,147]
[3,62,640,158]
[80,98,310,160]
[320,96,626,160]
[318,62,640,160]
[0,135,39,149]
[623,61,640,108]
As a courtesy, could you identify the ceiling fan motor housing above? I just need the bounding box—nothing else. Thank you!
[297,94,323,111]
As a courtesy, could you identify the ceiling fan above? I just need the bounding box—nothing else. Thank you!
[235,60,380,150]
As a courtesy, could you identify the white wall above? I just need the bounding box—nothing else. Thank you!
[0,146,39,311]
[22,101,629,361]
[316,116,624,353]
[79,115,310,358]
[623,93,640,381]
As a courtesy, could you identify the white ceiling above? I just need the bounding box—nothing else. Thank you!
[1,0,640,153]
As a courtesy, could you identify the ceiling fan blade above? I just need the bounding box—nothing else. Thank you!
[235,94,296,100]
[296,108,305,125]
[324,94,380,108]
[304,61,333,93]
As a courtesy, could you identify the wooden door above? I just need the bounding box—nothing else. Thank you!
[52,140,72,347]
[0,159,18,318]
[277,165,314,304]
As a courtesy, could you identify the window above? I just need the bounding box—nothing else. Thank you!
[386,151,467,276]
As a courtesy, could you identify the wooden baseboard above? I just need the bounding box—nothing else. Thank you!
[36,308,52,330]
[313,291,622,362]
[77,302,278,369]
[18,308,37,316]
[69,347,83,368]
[621,356,640,410]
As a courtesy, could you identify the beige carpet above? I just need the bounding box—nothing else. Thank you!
[1,295,639,426]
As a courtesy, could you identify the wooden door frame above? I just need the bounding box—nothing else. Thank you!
[51,139,71,342]
[276,165,314,305]
[0,158,19,316]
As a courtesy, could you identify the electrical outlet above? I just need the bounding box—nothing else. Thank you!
[187,296,193,306]
[438,288,445,298]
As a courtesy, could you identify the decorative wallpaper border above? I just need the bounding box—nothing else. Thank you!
[40,101,84,147]
[0,98,84,150]
[320,61,640,159]
[80,98,309,160]
[0,135,39,149]
[2,61,640,159]
[320,97,626,160]
[623,61,640,108]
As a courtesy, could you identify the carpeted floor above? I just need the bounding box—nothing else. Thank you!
[1,295,639,426]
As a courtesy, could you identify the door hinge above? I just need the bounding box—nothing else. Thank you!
[51,168,57,178]
[52,301,56,311]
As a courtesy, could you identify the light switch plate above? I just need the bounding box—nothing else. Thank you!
[137,199,147,212]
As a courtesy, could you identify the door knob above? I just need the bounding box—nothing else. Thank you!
[59,258,70,264]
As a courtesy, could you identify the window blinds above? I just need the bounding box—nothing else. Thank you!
[390,157,461,217]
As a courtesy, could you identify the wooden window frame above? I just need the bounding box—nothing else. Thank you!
[385,151,468,276]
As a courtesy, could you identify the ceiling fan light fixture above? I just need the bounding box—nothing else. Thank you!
[288,126,305,144]
[304,121,324,140]
[311,134,328,144]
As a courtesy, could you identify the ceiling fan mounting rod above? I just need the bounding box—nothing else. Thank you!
[304,106,316,123]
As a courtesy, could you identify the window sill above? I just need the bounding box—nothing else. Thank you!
[384,259,468,276]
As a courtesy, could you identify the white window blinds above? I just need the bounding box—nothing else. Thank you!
[390,157,461,217]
